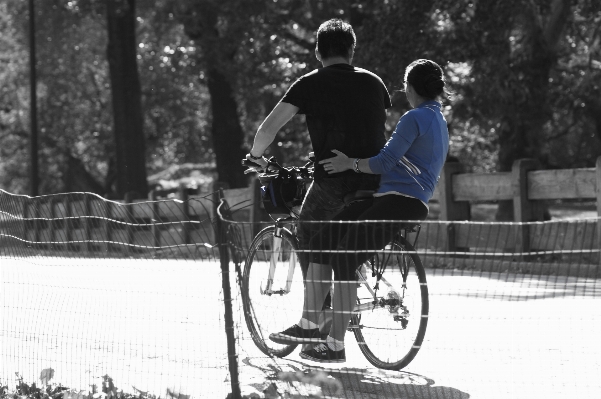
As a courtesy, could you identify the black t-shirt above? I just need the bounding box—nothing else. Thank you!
[281,64,391,180]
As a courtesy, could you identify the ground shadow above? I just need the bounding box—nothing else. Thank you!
[239,356,470,399]
[324,367,469,399]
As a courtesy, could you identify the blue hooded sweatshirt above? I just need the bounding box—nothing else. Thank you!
[368,100,449,205]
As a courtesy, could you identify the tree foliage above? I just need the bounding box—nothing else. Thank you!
[444,0,600,172]
[0,0,599,196]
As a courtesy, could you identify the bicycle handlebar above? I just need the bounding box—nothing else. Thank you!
[241,156,314,179]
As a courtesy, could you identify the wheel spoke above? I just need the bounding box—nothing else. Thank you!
[353,238,428,370]
[242,227,303,358]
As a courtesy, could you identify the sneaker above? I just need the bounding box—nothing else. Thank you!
[299,343,346,363]
[269,325,326,345]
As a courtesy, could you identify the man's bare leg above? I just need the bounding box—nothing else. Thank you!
[301,262,332,325]
[329,280,358,342]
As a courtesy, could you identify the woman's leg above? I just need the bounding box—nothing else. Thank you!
[328,195,428,343]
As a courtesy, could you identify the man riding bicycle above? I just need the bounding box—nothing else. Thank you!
[245,18,391,342]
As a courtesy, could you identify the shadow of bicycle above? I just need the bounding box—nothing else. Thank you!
[239,356,470,399]
[322,367,469,399]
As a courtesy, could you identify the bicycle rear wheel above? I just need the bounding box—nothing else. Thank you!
[352,237,428,370]
[242,226,304,357]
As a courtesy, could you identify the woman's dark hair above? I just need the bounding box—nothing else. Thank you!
[316,19,356,60]
[405,59,448,100]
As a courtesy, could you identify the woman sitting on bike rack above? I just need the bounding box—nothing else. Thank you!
[269,59,451,363]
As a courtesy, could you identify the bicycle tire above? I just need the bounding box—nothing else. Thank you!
[352,236,429,370]
[242,226,304,358]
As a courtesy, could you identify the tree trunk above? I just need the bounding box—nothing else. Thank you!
[106,0,148,198]
[178,2,248,189]
[205,66,247,189]
[496,62,553,221]
[495,0,571,220]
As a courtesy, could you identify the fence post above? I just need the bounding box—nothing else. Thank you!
[124,191,135,253]
[149,190,160,250]
[65,195,73,251]
[49,196,56,251]
[83,194,91,253]
[215,190,242,399]
[512,159,538,256]
[438,160,470,251]
[178,184,190,245]
[211,182,229,246]
[33,198,40,246]
[22,200,29,245]
[23,198,40,247]
[595,156,601,266]
[212,182,230,218]
[102,199,112,253]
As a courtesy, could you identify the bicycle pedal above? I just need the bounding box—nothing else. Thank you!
[259,283,272,296]
[260,283,289,296]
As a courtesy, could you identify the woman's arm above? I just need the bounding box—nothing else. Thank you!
[319,150,375,174]
[320,112,419,175]
[368,113,418,174]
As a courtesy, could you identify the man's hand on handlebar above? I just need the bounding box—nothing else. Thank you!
[246,153,268,169]
[243,153,268,174]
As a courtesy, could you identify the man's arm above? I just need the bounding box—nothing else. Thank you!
[249,101,299,158]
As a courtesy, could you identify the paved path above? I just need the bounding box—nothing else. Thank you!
[236,269,601,398]
[2,257,600,399]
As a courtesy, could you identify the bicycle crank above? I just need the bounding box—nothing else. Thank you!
[260,281,289,296]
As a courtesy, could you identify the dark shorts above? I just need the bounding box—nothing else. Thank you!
[296,174,380,271]
[308,194,429,281]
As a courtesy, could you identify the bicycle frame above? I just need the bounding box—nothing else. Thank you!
[355,265,400,314]
[258,231,414,318]
[260,220,298,296]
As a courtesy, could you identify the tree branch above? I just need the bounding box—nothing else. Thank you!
[547,118,578,141]
[278,27,314,52]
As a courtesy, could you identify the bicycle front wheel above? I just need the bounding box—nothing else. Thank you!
[242,226,305,358]
[352,237,429,370]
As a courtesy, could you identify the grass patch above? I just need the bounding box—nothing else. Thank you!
[1,372,161,399]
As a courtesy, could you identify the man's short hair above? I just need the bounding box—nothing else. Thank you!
[316,19,356,60]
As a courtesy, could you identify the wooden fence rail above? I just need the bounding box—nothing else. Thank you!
[219,157,601,264]
[428,156,601,264]
[13,157,601,265]
[17,187,217,254]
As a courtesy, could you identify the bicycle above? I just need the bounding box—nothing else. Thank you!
[236,156,429,371]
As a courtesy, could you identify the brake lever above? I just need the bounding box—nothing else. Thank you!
[242,158,262,168]
[242,158,265,173]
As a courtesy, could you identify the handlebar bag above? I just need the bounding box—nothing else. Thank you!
[259,169,302,216]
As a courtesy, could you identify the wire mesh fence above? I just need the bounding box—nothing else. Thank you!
[2,189,601,399]
[223,211,601,398]
[0,189,235,398]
